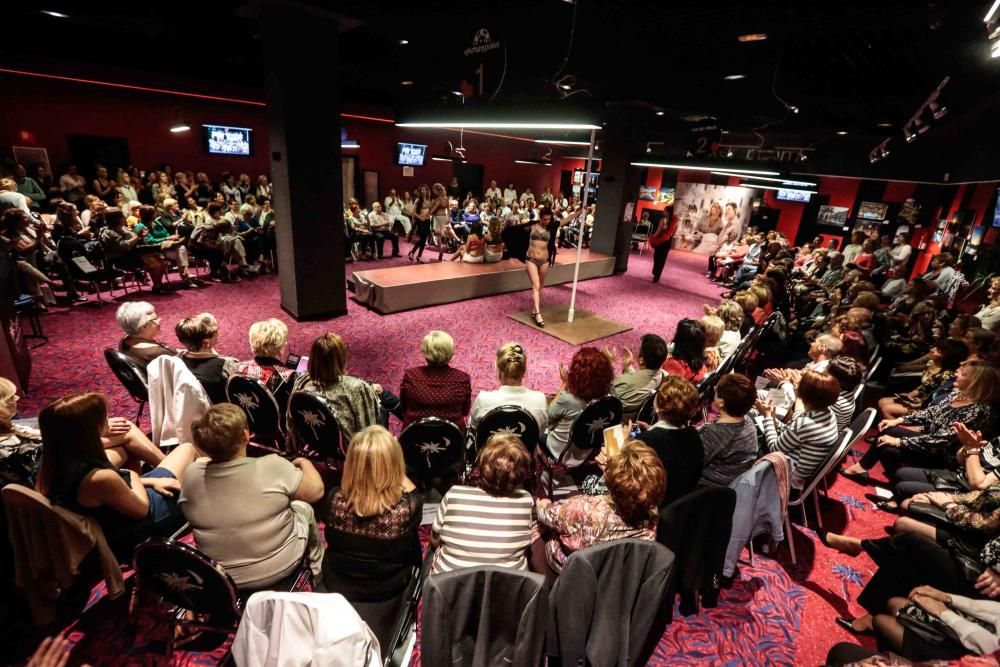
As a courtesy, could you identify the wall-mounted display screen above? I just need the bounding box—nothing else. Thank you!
[203,124,252,156]
[817,205,850,226]
[396,143,427,166]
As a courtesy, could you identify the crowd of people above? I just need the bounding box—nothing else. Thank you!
[8,162,1000,664]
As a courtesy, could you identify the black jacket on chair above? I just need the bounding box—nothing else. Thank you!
[422,566,548,667]
[547,539,675,667]
[658,485,737,618]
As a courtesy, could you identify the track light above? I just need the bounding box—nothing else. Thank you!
[789,105,799,114]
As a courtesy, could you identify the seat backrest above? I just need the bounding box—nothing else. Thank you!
[845,407,877,452]
[567,395,624,459]
[103,348,149,404]
[797,429,853,498]
[226,374,282,441]
[866,356,882,382]
[423,566,547,667]
[399,417,465,478]
[475,405,540,455]
[133,538,241,621]
[287,391,344,463]
[869,343,880,366]
[635,390,657,426]
[548,539,675,667]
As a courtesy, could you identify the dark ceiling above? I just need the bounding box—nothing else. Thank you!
[5,1,1000,179]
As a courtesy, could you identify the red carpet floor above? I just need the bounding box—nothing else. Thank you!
[21,243,889,666]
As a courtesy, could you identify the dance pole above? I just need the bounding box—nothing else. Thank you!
[567,128,597,324]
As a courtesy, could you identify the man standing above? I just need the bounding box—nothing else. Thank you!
[651,212,678,283]
[485,180,502,204]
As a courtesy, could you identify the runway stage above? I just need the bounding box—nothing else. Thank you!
[348,249,616,314]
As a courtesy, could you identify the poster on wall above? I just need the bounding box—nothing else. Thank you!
[657,187,676,205]
[638,185,657,201]
[12,147,51,178]
[672,182,755,252]
[898,198,921,225]
[817,205,850,226]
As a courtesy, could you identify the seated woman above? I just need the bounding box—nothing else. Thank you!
[322,426,421,600]
[733,290,758,336]
[757,370,841,488]
[827,357,864,431]
[237,319,297,408]
[132,203,197,287]
[843,360,1000,481]
[534,440,664,576]
[700,315,725,372]
[543,347,615,495]
[400,330,471,433]
[714,300,744,361]
[292,333,381,440]
[175,313,239,404]
[0,376,42,450]
[662,319,708,383]
[635,376,703,505]
[891,422,1000,501]
[448,233,486,263]
[99,207,169,293]
[429,434,534,575]
[484,215,504,263]
[879,339,969,420]
[469,342,547,433]
[116,301,177,370]
[180,404,325,590]
[36,392,197,557]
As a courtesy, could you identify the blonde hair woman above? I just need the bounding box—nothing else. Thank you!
[237,318,296,405]
[400,330,472,433]
[0,377,41,447]
[322,426,422,603]
[429,182,455,261]
[470,342,547,432]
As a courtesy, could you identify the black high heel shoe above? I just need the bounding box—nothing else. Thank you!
[532,311,545,327]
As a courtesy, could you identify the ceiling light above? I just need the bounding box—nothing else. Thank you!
[341,141,360,148]
[726,149,734,157]
[723,74,746,81]
[789,105,799,114]
[877,122,892,127]
[646,146,652,153]
[399,39,409,45]
[431,155,467,162]
[836,131,848,135]
[450,91,463,96]
[746,184,816,195]
[534,139,591,145]
[514,159,552,166]
[738,33,768,42]
[986,0,1000,22]
[400,80,413,86]
[905,133,916,143]
[41,10,69,18]
[632,162,781,176]
[656,111,665,116]
[398,122,602,129]
[711,172,817,187]
[169,123,190,133]
[559,84,572,90]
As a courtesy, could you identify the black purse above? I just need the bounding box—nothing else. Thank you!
[930,469,968,493]
[895,603,956,646]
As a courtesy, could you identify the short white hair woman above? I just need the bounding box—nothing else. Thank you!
[115,301,176,370]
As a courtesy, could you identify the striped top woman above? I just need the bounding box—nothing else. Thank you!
[757,370,842,487]
[429,434,534,575]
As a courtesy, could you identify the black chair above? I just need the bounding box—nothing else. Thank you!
[287,391,344,464]
[474,405,540,455]
[399,416,465,482]
[541,395,623,498]
[226,374,284,450]
[131,538,242,659]
[350,566,422,667]
[14,295,47,349]
[635,390,657,426]
[103,348,149,422]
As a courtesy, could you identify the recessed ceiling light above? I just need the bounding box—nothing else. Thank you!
[789,105,799,113]
[723,74,746,81]
[877,122,892,127]
[738,33,768,42]
[450,90,463,96]
[41,10,69,18]
[399,39,409,45]
[836,131,848,135]
[559,84,572,90]
[400,80,413,86]
[169,123,190,133]
[656,111,665,116]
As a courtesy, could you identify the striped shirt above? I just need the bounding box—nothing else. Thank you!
[761,408,840,487]
[430,485,534,575]
[832,391,856,432]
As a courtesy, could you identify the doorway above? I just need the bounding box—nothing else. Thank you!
[66,135,130,181]
[453,162,484,199]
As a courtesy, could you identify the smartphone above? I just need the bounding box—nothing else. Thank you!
[630,424,643,439]
[285,353,301,369]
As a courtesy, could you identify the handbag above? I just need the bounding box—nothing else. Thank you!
[930,469,968,493]
[895,602,956,646]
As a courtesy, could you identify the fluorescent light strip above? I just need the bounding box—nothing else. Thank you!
[514,160,553,166]
[341,143,360,148]
[711,171,817,187]
[632,162,781,176]
[986,0,1000,22]
[745,183,816,194]
[534,139,592,146]
[398,122,601,130]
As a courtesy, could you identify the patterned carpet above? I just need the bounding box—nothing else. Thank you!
[20,243,891,666]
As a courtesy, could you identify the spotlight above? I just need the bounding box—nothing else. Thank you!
[726,149,734,157]
[877,122,893,128]
[450,90,463,96]
[905,133,916,143]
[646,145,652,154]
[799,153,808,161]
[723,74,746,80]
[41,10,69,18]
[399,39,409,45]
[789,105,799,114]
[400,80,413,86]
[738,33,768,42]
[170,123,190,133]
[560,84,572,90]
[836,131,848,135]
[656,110,664,116]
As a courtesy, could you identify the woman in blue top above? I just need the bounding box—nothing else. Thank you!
[132,204,197,286]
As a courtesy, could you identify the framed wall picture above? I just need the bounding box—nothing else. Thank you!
[363,170,379,208]
[12,146,52,178]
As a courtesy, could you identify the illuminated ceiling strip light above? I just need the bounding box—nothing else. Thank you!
[398,122,601,129]
[742,183,816,194]
[534,139,592,145]
[341,143,360,148]
[985,0,1000,22]
[514,159,553,166]
[0,67,267,106]
[632,162,781,176]
[711,171,817,187]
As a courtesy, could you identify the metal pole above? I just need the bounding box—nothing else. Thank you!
[567,127,596,324]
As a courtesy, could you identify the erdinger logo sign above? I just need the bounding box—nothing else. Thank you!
[465,28,500,56]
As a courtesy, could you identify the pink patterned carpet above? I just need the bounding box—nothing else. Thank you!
[23,244,888,666]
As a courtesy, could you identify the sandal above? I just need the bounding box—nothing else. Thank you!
[532,311,545,328]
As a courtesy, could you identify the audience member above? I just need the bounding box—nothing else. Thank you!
[635,376,704,504]
[663,319,708,382]
[469,342,547,431]
[116,301,177,370]
[175,313,238,404]
[699,373,759,486]
[400,330,471,433]
[608,334,667,418]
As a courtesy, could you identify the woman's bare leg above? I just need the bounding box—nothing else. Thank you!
[873,598,909,652]
[154,442,200,478]
[892,516,938,540]
[526,262,542,316]
[104,446,131,470]
[102,420,165,467]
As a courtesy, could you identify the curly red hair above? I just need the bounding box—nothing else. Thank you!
[565,347,614,402]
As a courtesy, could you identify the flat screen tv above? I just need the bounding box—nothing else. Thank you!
[203,124,252,156]
[396,142,427,166]
[776,188,811,203]
[993,187,1000,228]
[857,201,889,221]
[817,205,850,226]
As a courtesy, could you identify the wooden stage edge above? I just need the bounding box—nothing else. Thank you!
[348,250,616,314]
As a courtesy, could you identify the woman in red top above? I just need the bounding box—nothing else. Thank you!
[851,239,878,272]
[400,330,472,433]
[662,319,708,383]
[749,283,773,325]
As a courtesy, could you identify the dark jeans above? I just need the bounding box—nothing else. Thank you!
[857,426,942,478]
[411,220,430,257]
[373,230,399,257]
[893,467,936,499]
[378,389,404,427]
[652,243,671,282]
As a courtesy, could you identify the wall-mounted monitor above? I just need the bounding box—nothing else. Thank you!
[203,124,252,156]
[992,187,1000,228]
[396,142,427,166]
[776,188,812,203]
[817,205,850,226]
[857,201,889,220]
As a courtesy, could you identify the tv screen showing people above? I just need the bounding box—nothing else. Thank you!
[396,143,427,166]
[203,125,252,156]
